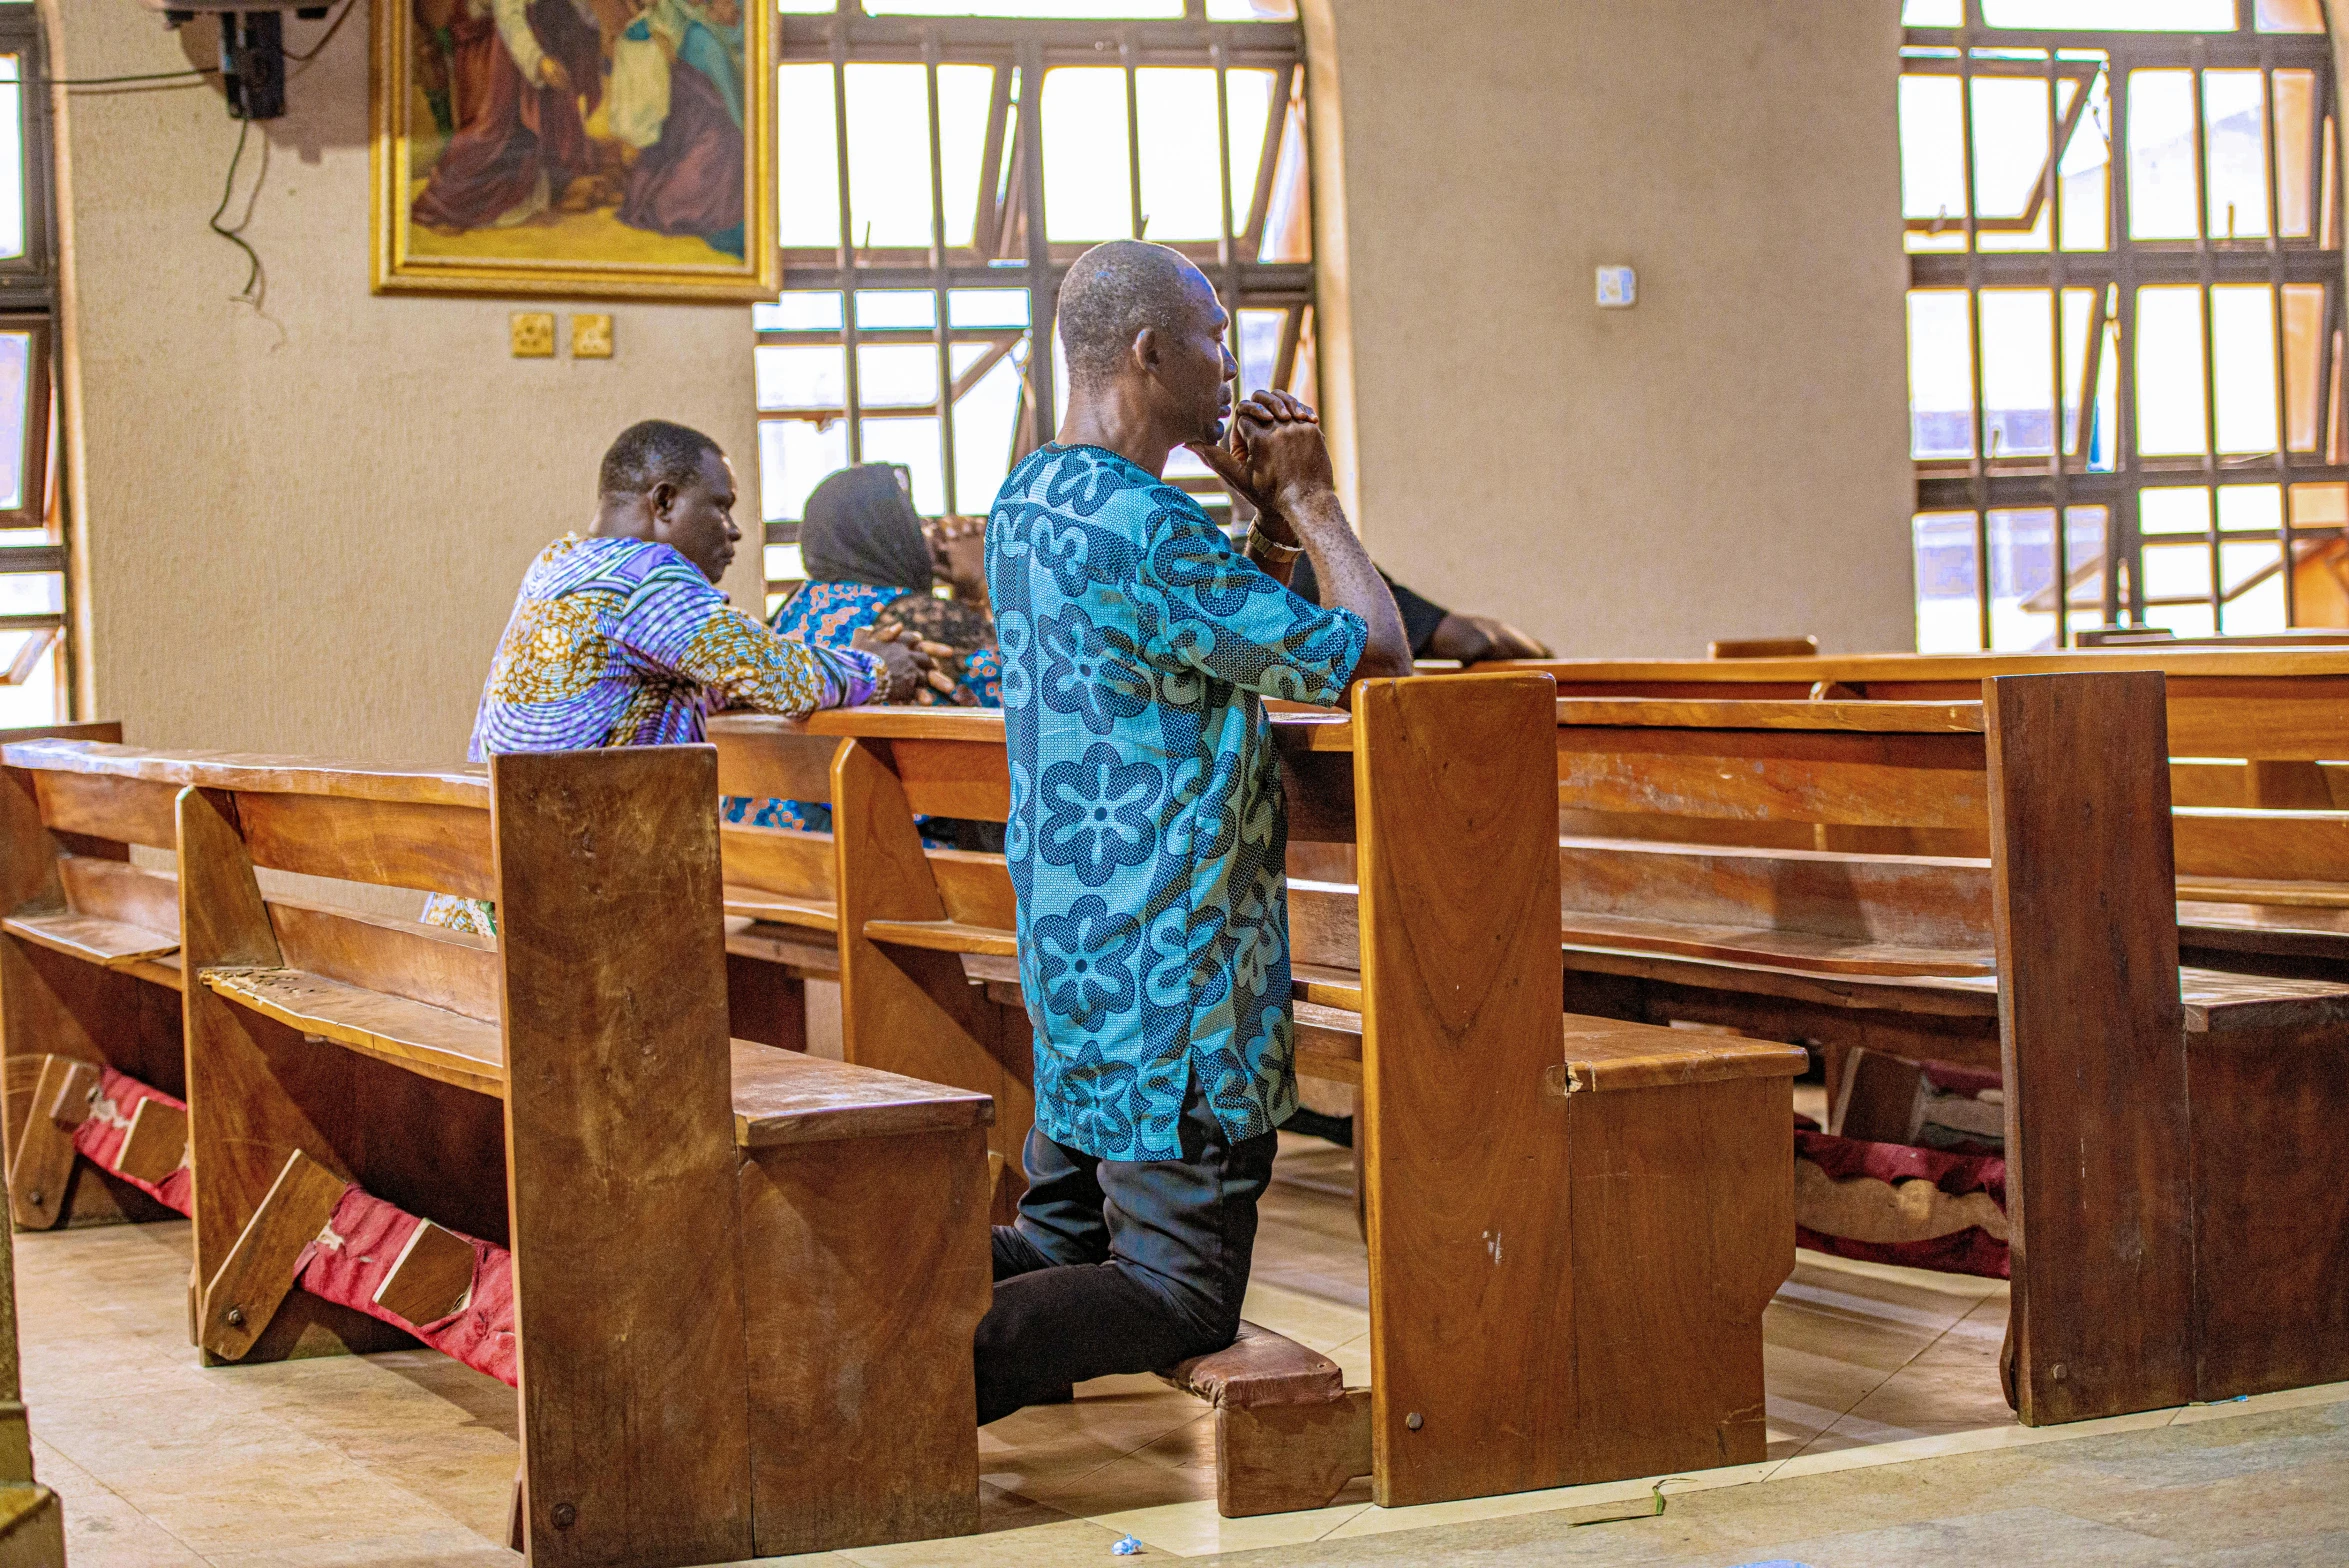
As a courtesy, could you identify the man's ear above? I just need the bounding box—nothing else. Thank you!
[1130,326,1159,373]
[646,481,679,521]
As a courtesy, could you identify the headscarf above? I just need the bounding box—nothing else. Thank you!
[799,464,934,595]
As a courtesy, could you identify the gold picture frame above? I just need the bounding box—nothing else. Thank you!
[372,0,776,301]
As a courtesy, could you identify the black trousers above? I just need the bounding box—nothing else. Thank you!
[974,1082,1279,1425]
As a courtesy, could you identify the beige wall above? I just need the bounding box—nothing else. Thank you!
[46,0,766,764]
[1303,0,1915,656]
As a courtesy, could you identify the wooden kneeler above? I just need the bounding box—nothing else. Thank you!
[1159,1324,1371,1517]
[4,1055,95,1229]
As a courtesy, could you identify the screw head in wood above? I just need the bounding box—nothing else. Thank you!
[551,1503,578,1530]
[1405,1412,1423,1431]
[225,1306,245,1327]
[24,1190,40,1207]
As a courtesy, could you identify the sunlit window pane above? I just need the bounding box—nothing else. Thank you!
[778,64,842,250]
[761,420,850,523]
[2129,70,2202,241]
[1988,509,2062,650]
[1236,308,1285,398]
[2141,487,2213,535]
[2211,285,2279,455]
[857,343,941,409]
[846,66,939,249]
[1259,85,1310,262]
[869,0,1181,15]
[1205,0,1296,16]
[1903,0,1961,20]
[2274,70,2317,239]
[2059,74,2111,252]
[2205,70,2270,240]
[2062,508,2111,643]
[0,635,57,729]
[1136,68,1231,242]
[2135,287,2209,455]
[950,289,1029,329]
[1982,0,2234,27]
[856,290,936,330]
[754,292,843,332]
[0,55,22,263]
[0,330,29,513]
[2281,283,2326,452]
[1908,290,1976,459]
[2256,0,2326,32]
[860,418,945,514]
[756,345,846,412]
[1042,68,1132,242]
[1971,78,2052,225]
[1900,76,1968,231]
[1914,512,1982,652]
[953,347,1026,512]
[2219,485,2284,533]
[1980,290,2055,459]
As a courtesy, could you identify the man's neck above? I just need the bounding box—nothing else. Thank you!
[587,497,655,544]
[1055,383,1178,478]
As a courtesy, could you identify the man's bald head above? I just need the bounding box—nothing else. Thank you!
[1057,240,1217,385]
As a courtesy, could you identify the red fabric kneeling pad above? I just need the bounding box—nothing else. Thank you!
[1794,1125,2010,1281]
[70,1068,192,1217]
[294,1187,520,1388]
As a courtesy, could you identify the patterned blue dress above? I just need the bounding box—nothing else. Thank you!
[986,445,1367,1161]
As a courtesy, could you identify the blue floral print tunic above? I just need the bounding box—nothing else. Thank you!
[986,445,1367,1160]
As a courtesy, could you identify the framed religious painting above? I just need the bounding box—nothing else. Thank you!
[372,0,776,300]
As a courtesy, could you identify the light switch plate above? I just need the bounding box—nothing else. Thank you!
[571,313,614,359]
[1595,266,1637,308]
[510,312,556,357]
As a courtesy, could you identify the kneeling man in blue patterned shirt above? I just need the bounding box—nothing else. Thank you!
[976,240,1414,1421]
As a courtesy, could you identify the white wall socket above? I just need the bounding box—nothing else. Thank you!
[1595,265,1637,308]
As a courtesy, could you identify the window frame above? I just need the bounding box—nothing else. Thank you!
[1903,0,2346,647]
[0,6,67,720]
[763,1,1313,595]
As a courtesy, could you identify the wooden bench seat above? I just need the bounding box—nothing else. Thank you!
[2,909,177,969]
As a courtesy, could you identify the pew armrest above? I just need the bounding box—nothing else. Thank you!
[1551,1021,1809,1095]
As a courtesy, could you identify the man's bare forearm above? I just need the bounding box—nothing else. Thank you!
[1279,485,1412,681]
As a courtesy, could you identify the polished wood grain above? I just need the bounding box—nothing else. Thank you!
[0,912,177,968]
[236,792,495,902]
[707,721,842,805]
[1355,673,1572,1506]
[1555,698,1983,733]
[737,1123,991,1555]
[929,850,1017,931]
[890,738,1012,819]
[719,824,836,902]
[199,968,504,1098]
[832,738,1033,1186]
[5,1057,89,1229]
[268,899,500,1024]
[1559,838,1994,950]
[115,1096,188,1187]
[0,741,489,808]
[721,888,839,930]
[197,1149,351,1360]
[491,745,755,1568]
[179,785,431,1362]
[1709,636,1820,660]
[28,770,179,851]
[1556,726,1989,830]
[54,857,179,938]
[859,918,1018,957]
[2172,808,2349,884]
[373,1219,480,1328]
[1987,672,2195,1425]
[729,1040,993,1148]
[1549,1027,1809,1094]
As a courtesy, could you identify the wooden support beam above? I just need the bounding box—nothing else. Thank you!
[5,1057,92,1230]
[197,1149,349,1361]
[115,1097,188,1188]
[372,1219,478,1328]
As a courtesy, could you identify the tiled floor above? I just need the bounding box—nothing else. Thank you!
[15,1133,2341,1567]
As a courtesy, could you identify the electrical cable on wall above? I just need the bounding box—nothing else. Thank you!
[207,117,265,309]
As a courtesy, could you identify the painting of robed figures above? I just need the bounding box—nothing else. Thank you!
[373,0,776,299]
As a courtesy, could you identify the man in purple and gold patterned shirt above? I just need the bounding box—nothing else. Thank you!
[427,420,924,933]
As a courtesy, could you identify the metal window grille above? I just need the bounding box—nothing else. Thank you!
[1901,0,2347,649]
[759,0,1312,604]
[0,8,67,720]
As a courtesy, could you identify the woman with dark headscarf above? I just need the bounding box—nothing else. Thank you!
[722,463,1000,834]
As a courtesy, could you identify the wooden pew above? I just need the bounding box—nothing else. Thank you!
[1,739,995,1566]
[1520,677,2349,1424]
[0,719,194,1233]
[716,674,1807,1513]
